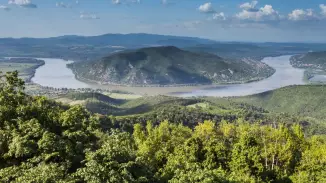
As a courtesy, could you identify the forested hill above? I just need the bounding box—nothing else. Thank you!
[291,51,326,70]
[233,85,326,120]
[68,46,275,86]
[0,71,326,182]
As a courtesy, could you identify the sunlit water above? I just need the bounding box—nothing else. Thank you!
[31,55,306,96]
[174,55,306,97]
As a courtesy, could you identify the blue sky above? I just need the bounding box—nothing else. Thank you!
[1,0,326,42]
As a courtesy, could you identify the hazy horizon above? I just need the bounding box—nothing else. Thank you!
[1,0,326,42]
[2,32,326,44]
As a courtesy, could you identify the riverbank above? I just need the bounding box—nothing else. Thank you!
[72,72,275,88]
[68,60,275,88]
[290,55,326,84]
[30,55,305,97]
[0,58,45,82]
[173,55,306,97]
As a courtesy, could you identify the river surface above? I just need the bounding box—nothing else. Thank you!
[31,55,306,97]
[176,55,306,97]
[32,58,90,89]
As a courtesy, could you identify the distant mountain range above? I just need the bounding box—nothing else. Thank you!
[67,46,275,86]
[1,33,326,61]
[0,33,215,48]
[0,33,215,61]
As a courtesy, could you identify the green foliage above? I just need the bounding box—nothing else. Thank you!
[63,92,124,105]
[0,71,99,182]
[130,121,323,182]
[76,130,151,183]
[290,135,326,183]
[0,71,326,182]
[233,85,326,134]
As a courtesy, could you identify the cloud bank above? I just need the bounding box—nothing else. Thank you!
[8,0,37,8]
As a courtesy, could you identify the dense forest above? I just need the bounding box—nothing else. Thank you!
[0,71,326,183]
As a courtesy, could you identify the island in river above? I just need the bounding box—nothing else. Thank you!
[30,55,306,97]
[67,46,275,86]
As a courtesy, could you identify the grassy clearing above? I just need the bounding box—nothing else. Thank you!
[55,98,86,106]
[0,63,36,80]
[104,92,142,100]
[0,62,34,72]
[0,58,44,82]
[187,102,209,109]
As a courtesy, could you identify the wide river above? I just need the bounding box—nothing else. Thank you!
[32,55,306,97]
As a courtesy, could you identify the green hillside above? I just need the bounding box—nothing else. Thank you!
[1,71,326,183]
[56,92,125,114]
[233,85,326,120]
[68,46,275,86]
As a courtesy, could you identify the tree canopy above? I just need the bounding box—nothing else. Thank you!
[0,71,325,183]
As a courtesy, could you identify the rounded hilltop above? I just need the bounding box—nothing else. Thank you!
[68,46,275,86]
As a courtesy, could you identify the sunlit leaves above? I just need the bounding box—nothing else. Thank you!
[0,71,326,182]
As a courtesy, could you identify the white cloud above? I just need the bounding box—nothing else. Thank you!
[239,0,258,12]
[320,4,326,16]
[236,3,280,21]
[198,2,215,13]
[80,13,100,19]
[213,12,226,21]
[131,0,140,3]
[288,9,317,21]
[0,5,10,11]
[161,0,178,6]
[112,0,140,5]
[56,2,71,8]
[112,0,121,4]
[8,0,37,8]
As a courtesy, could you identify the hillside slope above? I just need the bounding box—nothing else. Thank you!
[68,46,275,86]
[2,71,326,182]
[291,51,326,70]
[290,51,326,83]
[233,85,326,120]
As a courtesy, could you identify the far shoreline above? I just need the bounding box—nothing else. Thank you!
[29,55,303,96]
[67,65,276,95]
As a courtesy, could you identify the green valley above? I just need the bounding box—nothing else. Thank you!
[2,1,326,182]
[0,71,326,182]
